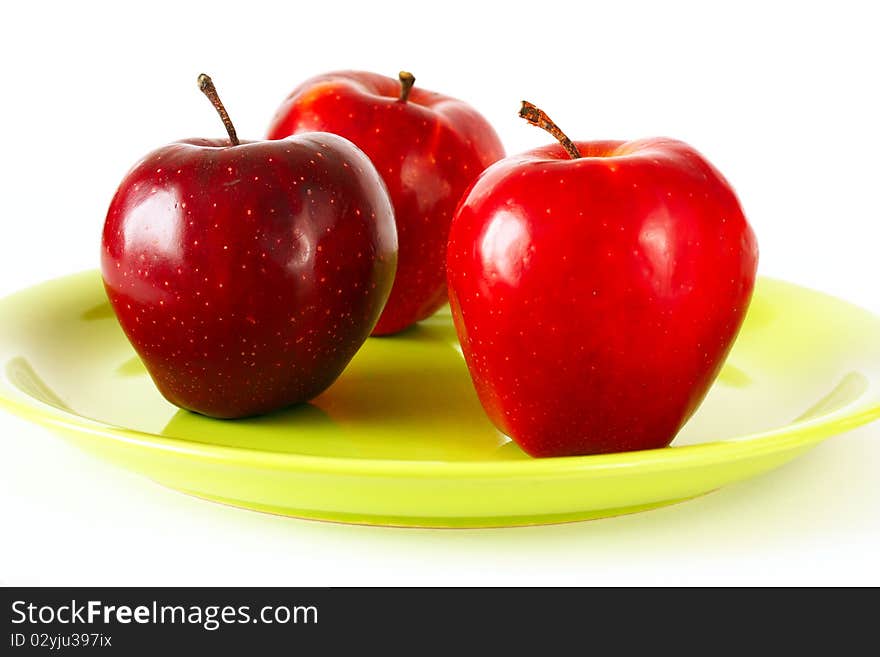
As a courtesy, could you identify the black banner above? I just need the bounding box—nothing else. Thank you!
[0,586,863,653]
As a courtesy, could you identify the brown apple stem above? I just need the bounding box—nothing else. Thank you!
[197,73,240,146]
[519,101,581,159]
[398,71,416,103]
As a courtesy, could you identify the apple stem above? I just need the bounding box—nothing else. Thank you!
[197,73,240,146]
[398,71,416,103]
[519,101,581,159]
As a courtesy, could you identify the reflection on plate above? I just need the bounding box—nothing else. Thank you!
[1,271,878,527]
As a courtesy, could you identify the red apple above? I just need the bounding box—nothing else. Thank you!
[267,70,505,335]
[102,74,397,418]
[447,102,758,457]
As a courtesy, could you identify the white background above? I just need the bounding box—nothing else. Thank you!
[1,0,878,585]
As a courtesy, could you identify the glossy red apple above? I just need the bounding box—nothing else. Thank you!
[447,102,758,457]
[102,74,397,418]
[267,70,505,335]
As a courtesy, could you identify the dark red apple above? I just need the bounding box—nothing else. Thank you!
[267,70,505,335]
[447,102,758,457]
[102,74,397,418]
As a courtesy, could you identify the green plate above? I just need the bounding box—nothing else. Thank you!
[1,271,879,527]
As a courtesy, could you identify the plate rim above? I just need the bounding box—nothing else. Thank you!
[1,269,879,480]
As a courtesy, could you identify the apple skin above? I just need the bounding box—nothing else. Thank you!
[447,139,758,457]
[266,71,505,335]
[101,132,397,418]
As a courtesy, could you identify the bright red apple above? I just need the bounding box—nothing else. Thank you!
[102,74,397,418]
[447,101,758,457]
[267,70,505,335]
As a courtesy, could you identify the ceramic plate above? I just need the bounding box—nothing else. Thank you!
[1,271,879,527]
